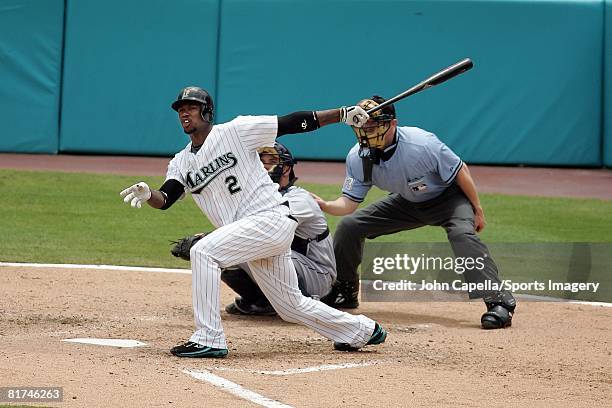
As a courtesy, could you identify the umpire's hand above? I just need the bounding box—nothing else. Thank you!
[474,207,486,233]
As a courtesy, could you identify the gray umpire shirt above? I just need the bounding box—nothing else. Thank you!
[342,126,463,202]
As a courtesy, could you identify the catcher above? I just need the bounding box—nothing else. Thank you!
[172,142,336,316]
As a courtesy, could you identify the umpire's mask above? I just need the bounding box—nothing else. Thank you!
[352,97,395,153]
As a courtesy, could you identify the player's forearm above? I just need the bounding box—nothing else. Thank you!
[455,164,483,213]
[279,108,356,129]
[277,106,367,136]
[277,109,340,137]
[146,190,166,209]
[319,196,359,216]
[315,109,342,127]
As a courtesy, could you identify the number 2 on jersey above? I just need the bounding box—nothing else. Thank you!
[225,175,241,194]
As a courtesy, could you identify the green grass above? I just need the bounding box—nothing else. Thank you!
[305,182,612,243]
[0,169,611,268]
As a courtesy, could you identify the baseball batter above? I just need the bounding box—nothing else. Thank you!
[316,96,517,330]
[221,142,336,316]
[119,87,386,357]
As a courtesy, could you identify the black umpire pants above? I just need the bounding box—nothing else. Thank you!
[334,184,508,299]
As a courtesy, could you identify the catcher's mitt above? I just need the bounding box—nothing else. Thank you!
[170,233,208,261]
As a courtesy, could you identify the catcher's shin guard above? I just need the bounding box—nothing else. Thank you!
[481,291,516,329]
[320,280,359,309]
[226,297,277,316]
[220,267,269,305]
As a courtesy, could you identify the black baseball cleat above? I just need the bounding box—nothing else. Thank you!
[481,291,516,329]
[225,297,277,316]
[320,280,359,309]
[334,322,387,351]
[170,341,228,358]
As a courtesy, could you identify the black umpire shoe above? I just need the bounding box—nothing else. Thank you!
[481,291,516,329]
[320,280,359,309]
[334,322,387,351]
[170,341,228,358]
[225,297,277,316]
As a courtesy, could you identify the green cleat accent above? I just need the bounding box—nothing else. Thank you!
[334,322,387,351]
[170,341,228,358]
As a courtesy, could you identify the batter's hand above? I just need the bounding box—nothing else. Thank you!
[340,106,369,128]
[474,207,486,233]
[120,182,152,208]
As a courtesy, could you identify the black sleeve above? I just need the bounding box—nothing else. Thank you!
[159,179,185,210]
[277,111,320,136]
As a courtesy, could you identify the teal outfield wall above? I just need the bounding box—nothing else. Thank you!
[0,0,64,153]
[605,0,612,167]
[217,0,603,165]
[59,0,219,155]
[0,0,610,166]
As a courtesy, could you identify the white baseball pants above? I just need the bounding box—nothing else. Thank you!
[188,208,375,349]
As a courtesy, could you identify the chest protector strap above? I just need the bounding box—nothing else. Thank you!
[291,228,330,256]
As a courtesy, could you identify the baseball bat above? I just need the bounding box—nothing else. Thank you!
[366,58,474,115]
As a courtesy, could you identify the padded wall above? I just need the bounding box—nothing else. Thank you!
[217,0,603,165]
[59,0,219,155]
[1,0,606,165]
[604,0,612,167]
[0,0,64,153]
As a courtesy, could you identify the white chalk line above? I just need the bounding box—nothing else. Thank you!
[514,293,612,308]
[204,361,377,376]
[183,362,377,406]
[0,261,190,274]
[183,369,293,408]
[2,262,610,307]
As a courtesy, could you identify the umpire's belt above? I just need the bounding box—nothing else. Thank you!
[291,228,330,256]
[407,182,461,209]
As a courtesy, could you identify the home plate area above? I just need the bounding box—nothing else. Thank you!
[1,265,610,407]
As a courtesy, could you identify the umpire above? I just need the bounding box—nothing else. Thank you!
[315,96,516,329]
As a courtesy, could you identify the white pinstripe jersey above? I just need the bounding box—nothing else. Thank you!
[165,115,283,227]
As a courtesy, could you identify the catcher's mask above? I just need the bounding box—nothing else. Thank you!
[257,142,297,186]
[352,97,395,154]
[171,86,214,123]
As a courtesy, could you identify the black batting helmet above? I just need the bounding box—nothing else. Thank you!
[258,142,298,185]
[171,86,214,122]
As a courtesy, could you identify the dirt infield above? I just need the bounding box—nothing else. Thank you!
[1,154,610,406]
[1,265,610,407]
[1,153,612,200]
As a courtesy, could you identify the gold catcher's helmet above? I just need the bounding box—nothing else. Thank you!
[257,142,297,185]
[352,97,395,151]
